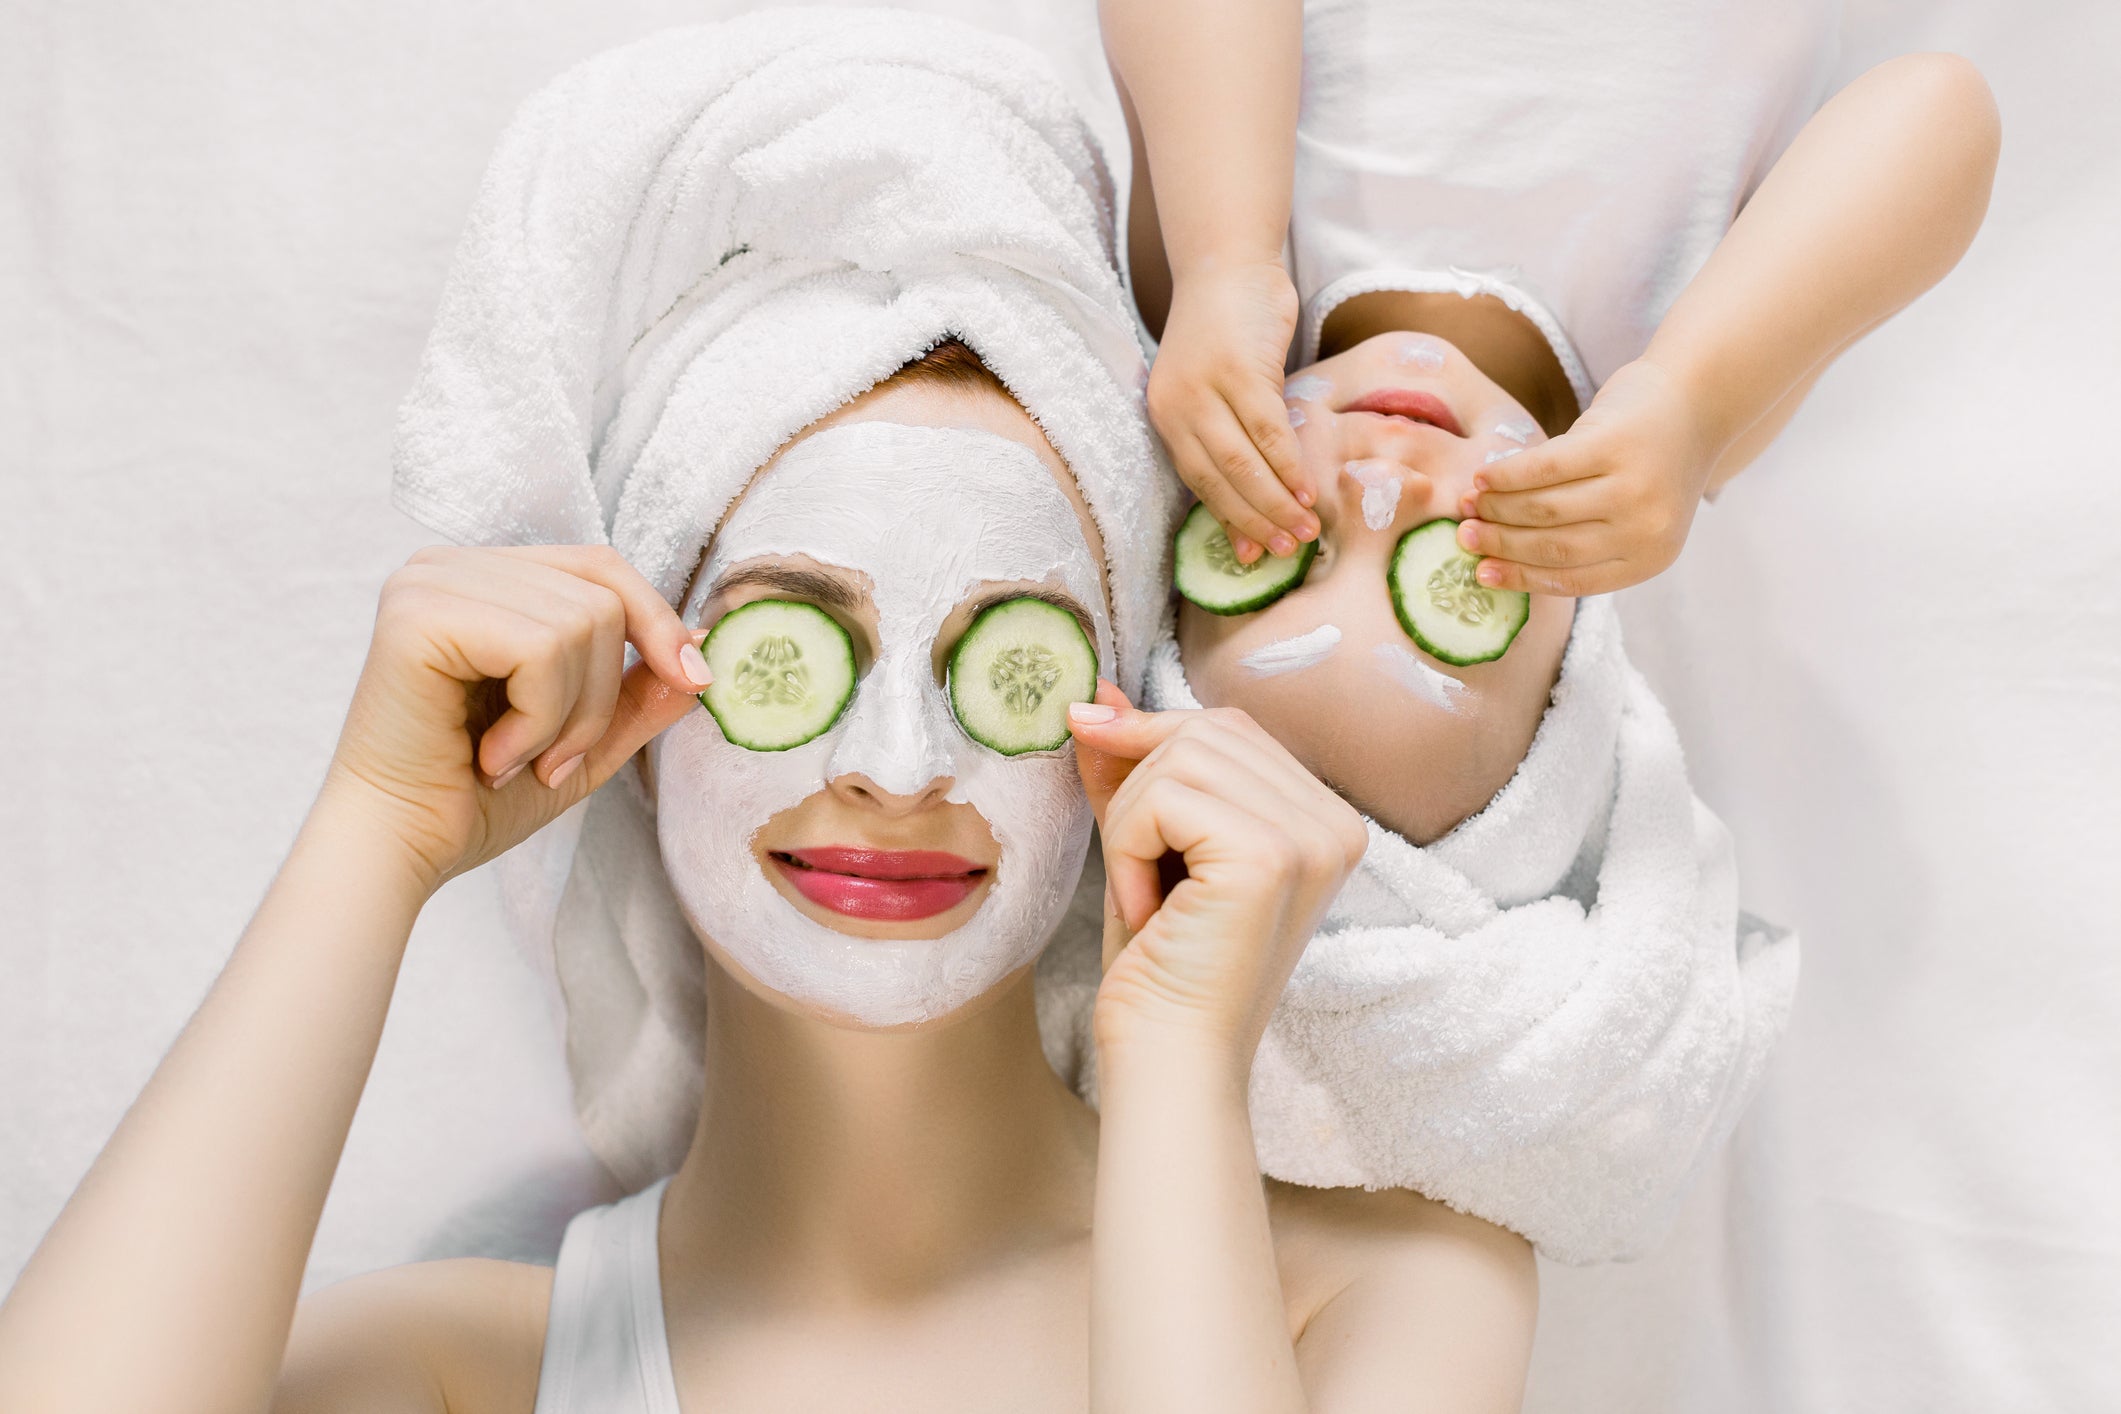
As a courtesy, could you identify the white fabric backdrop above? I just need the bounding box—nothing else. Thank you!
[3,2,2113,1410]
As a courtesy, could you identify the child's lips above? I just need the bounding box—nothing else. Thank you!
[771,847,990,922]
[1342,388,1465,436]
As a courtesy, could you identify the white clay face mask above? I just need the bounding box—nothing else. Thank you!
[655,422,1111,1028]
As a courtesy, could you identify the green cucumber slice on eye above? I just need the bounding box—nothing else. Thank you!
[948,597,1098,756]
[1387,520,1530,666]
[699,598,857,751]
[1172,502,1315,615]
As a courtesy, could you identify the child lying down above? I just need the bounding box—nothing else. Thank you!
[1039,330,1797,1265]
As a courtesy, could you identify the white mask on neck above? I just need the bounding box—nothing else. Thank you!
[653,421,1111,1027]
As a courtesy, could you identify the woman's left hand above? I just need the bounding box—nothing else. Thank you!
[1067,683,1368,1067]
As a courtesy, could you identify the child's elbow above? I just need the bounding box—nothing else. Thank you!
[1878,52,2002,178]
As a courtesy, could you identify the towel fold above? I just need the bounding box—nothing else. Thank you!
[391,8,1176,1189]
[1046,598,1800,1264]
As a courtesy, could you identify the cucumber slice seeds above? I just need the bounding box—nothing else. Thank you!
[1172,502,1315,615]
[700,598,857,751]
[1387,520,1529,666]
[948,597,1098,756]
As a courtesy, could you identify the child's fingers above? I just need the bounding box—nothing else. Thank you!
[1230,383,1313,510]
[1172,431,1282,564]
[1456,519,1611,574]
[1460,477,1611,530]
[1471,555,1632,598]
[1195,409,1317,555]
[1469,442,1590,497]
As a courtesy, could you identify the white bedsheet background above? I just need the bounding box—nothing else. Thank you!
[2,2,2113,1410]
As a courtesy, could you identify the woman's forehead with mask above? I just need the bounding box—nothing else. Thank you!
[687,422,1112,662]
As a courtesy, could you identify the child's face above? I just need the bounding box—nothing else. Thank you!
[1177,332,1577,844]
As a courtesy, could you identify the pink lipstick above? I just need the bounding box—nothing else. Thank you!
[772,847,989,922]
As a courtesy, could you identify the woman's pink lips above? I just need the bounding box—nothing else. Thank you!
[772,847,989,922]
[1342,388,1465,436]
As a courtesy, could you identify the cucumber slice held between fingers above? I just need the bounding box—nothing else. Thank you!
[948,597,1098,755]
[1387,520,1529,666]
[700,598,857,751]
[1172,502,1315,615]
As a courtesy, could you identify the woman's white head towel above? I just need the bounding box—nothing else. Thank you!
[390,9,1176,1188]
[1064,599,1802,1263]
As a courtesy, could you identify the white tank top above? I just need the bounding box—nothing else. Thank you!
[1289,0,1840,401]
[532,1179,681,1414]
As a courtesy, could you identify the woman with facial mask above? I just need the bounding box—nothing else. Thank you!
[0,360,1538,1414]
[0,14,1545,1413]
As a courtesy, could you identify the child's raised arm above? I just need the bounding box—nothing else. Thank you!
[1101,0,1316,564]
[1459,53,2002,596]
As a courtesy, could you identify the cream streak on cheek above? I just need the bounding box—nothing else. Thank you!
[1239,623,1342,676]
[1373,641,1466,712]
[1342,459,1405,531]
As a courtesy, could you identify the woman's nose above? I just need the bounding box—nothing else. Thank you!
[827,769,957,814]
[824,644,957,802]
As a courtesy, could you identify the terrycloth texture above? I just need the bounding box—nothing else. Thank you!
[1080,598,1800,1263]
[390,9,1175,1188]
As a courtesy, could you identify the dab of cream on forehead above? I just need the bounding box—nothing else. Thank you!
[1373,641,1466,712]
[1342,459,1404,531]
[1240,623,1342,676]
[1394,335,1448,372]
[1283,374,1332,402]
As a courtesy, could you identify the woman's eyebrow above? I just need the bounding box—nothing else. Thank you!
[706,564,865,611]
[963,585,1096,642]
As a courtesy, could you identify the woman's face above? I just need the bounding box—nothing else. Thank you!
[651,384,1111,1030]
[1179,333,1574,844]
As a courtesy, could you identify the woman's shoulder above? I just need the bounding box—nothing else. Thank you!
[1264,1179,1538,1333]
[272,1257,553,1414]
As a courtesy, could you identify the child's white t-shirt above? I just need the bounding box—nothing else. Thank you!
[1290,0,1840,398]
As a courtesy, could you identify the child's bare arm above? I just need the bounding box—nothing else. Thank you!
[1101,0,1315,564]
[1460,53,2002,595]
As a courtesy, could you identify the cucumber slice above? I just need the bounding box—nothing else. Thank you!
[1387,520,1530,666]
[948,597,1098,756]
[700,598,857,751]
[1172,502,1315,615]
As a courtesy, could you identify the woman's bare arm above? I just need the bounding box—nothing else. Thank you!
[0,547,703,1414]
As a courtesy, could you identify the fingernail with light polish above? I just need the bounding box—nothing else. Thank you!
[1068,702,1118,725]
[491,761,526,791]
[681,642,713,687]
[548,754,585,789]
[1269,534,1297,556]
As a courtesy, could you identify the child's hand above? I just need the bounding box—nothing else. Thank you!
[1454,358,1720,595]
[1148,261,1314,563]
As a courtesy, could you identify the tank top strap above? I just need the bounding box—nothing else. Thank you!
[531,1177,683,1414]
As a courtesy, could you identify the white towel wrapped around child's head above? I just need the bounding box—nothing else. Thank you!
[1049,597,1800,1264]
[390,8,1176,1190]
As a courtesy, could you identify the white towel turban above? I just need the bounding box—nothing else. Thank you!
[389,8,1176,1187]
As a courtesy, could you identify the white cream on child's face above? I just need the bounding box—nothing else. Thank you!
[656,422,1112,1028]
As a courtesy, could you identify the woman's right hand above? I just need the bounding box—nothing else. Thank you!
[324,544,711,893]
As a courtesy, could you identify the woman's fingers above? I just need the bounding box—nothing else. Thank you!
[491,544,713,694]
[1455,518,1610,572]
